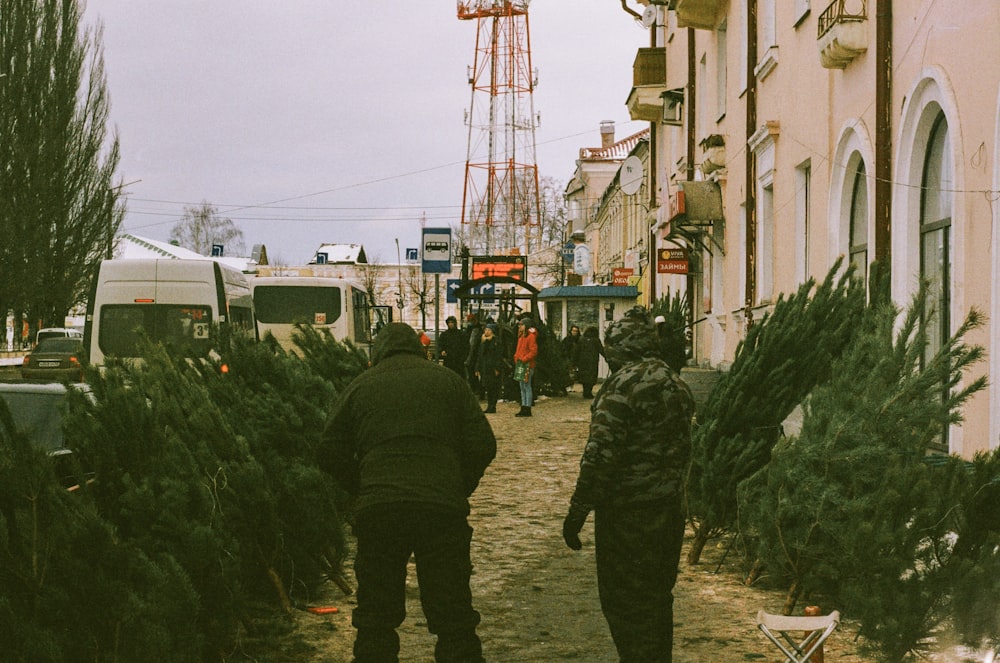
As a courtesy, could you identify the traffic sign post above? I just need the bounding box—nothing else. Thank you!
[421,228,452,274]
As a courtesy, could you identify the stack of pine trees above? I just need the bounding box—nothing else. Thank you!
[686,260,867,564]
[0,327,366,661]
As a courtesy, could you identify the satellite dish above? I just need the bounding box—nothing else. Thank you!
[641,5,657,28]
[619,156,644,195]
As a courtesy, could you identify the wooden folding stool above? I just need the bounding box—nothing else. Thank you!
[756,609,840,662]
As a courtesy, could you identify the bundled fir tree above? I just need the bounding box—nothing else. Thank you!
[288,322,371,392]
[650,289,689,373]
[738,282,991,661]
[686,260,866,564]
[0,386,203,662]
[61,330,363,661]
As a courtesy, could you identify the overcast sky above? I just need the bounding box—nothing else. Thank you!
[81,1,650,265]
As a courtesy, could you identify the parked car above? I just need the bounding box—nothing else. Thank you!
[21,337,86,382]
[34,327,83,346]
[0,381,90,489]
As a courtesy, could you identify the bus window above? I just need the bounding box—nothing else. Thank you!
[99,304,213,358]
[229,305,256,334]
[351,288,371,344]
[253,285,342,325]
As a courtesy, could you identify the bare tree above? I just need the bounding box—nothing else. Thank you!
[169,201,246,256]
[404,270,436,331]
[538,175,567,246]
[357,261,389,308]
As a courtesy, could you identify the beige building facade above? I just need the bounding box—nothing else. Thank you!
[577,0,1000,456]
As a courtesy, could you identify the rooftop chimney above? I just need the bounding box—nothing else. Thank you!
[600,120,615,149]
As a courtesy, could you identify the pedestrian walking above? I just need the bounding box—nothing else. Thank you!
[437,315,468,376]
[562,307,694,663]
[417,329,433,360]
[475,323,503,413]
[464,314,485,399]
[512,316,538,417]
[318,322,496,663]
[576,326,605,399]
[561,325,581,389]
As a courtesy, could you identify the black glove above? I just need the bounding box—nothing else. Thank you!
[562,505,589,551]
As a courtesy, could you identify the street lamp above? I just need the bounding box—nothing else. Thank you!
[395,238,405,323]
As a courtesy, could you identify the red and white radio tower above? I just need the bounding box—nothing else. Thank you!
[458,0,541,256]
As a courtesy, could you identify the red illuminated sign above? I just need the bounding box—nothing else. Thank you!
[470,255,527,281]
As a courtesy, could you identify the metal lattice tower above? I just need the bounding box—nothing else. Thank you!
[458,0,541,256]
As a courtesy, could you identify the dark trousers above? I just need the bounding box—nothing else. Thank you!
[594,501,685,663]
[351,506,484,663]
[482,369,500,411]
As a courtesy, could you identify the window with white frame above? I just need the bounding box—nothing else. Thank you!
[794,0,810,27]
[920,112,952,364]
[795,160,811,284]
[755,0,778,79]
[758,182,774,303]
[849,160,869,287]
[919,111,952,451]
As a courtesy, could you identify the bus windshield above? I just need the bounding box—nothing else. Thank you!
[252,285,343,325]
[98,304,213,358]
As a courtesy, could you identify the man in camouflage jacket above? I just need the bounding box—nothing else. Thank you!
[562,306,694,663]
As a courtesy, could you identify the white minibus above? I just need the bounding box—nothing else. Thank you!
[249,276,372,353]
[84,259,258,366]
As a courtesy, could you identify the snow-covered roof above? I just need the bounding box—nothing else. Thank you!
[311,243,368,264]
[113,234,259,273]
[578,128,650,161]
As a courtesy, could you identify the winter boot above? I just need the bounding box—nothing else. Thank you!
[515,406,532,417]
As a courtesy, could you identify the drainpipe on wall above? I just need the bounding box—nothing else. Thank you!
[686,27,698,332]
[874,0,893,278]
[745,0,758,328]
[649,19,659,304]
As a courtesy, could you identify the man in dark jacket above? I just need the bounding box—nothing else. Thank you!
[318,322,496,663]
[561,307,694,663]
[437,315,468,376]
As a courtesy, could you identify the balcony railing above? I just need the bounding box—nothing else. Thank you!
[817,0,868,68]
[818,0,867,38]
[626,48,667,122]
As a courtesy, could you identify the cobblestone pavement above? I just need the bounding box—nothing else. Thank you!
[295,388,871,662]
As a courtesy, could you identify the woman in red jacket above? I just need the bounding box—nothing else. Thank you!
[513,316,538,417]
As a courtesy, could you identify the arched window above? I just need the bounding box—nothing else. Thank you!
[919,111,951,451]
[919,113,952,362]
[848,161,869,285]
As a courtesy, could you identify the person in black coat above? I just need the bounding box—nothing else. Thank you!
[561,325,581,388]
[318,322,496,663]
[577,326,605,398]
[475,323,504,413]
[438,315,468,376]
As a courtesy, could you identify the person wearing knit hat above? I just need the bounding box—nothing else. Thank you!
[512,316,538,416]
[562,306,693,662]
[438,314,468,376]
[475,322,503,413]
[318,322,496,662]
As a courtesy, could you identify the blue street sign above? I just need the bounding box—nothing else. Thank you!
[446,278,461,303]
[561,240,575,264]
[421,228,451,274]
[446,279,496,304]
[405,248,419,262]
